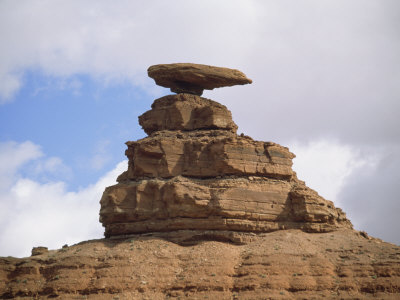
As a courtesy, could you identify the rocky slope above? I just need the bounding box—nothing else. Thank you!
[1,229,400,299]
[1,63,399,299]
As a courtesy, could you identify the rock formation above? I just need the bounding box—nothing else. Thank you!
[100,63,351,238]
[1,63,399,299]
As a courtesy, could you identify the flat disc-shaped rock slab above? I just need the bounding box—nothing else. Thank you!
[148,63,252,95]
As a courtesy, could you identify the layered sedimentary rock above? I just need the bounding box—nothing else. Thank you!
[100,68,352,237]
[148,63,252,95]
[138,93,238,134]
[101,176,350,238]
[119,130,294,180]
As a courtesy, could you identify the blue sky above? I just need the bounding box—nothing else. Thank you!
[1,71,150,188]
[1,0,399,257]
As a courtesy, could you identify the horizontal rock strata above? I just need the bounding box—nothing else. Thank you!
[101,90,352,237]
[100,176,350,237]
[139,94,238,134]
[119,131,294,180]
[2,229,399,299]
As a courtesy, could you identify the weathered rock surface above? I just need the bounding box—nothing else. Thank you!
[30,247,48,256]
[103,91,352,237]
[1,229,399,299]
[139,94,238,134]
[100,176,351,238]
[120,131,294,181]
[148,63,252,95]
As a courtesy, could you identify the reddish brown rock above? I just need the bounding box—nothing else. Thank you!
[139,94,238,134]
[148,63,252,95]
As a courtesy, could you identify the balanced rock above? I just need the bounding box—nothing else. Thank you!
[100,66,352,237]
[148,63,252,95]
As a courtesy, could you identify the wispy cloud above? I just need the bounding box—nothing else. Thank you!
[0,140,127,257]
[290,139,377,202]
[0,141,43,189]
[0,0,258,101]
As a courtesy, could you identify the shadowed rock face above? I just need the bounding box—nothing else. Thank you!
[148,63,252,95]
[100,75,352,237]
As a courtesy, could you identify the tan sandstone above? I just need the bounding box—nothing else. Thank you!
[102,88,351,238]
[138,94,238,134]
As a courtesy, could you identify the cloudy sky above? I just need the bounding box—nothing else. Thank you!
[1,0,399,257]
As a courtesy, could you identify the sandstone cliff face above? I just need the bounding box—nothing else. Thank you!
[100,92,352,237]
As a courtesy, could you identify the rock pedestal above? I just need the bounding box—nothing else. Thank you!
[100,65,352,237]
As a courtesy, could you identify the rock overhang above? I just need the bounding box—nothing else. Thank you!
[148,63,252,96]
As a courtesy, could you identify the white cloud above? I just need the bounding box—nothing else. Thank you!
[0,141,73,185]
[0,0,259,100]
[1,1,398,144]
[31,156,72,178]
[0,141,43,189]
[290,139,377,202]
[1,1,399,146]
[289,139,400,244]
[90,140,111,170]
[337,146,400,245]
[0,72,22,103]
[0,140,127,257]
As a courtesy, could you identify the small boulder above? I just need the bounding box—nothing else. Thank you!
[31,246,48,256]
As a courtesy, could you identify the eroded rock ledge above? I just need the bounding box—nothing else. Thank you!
[139,94,238,134]
[100,91,352,237]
